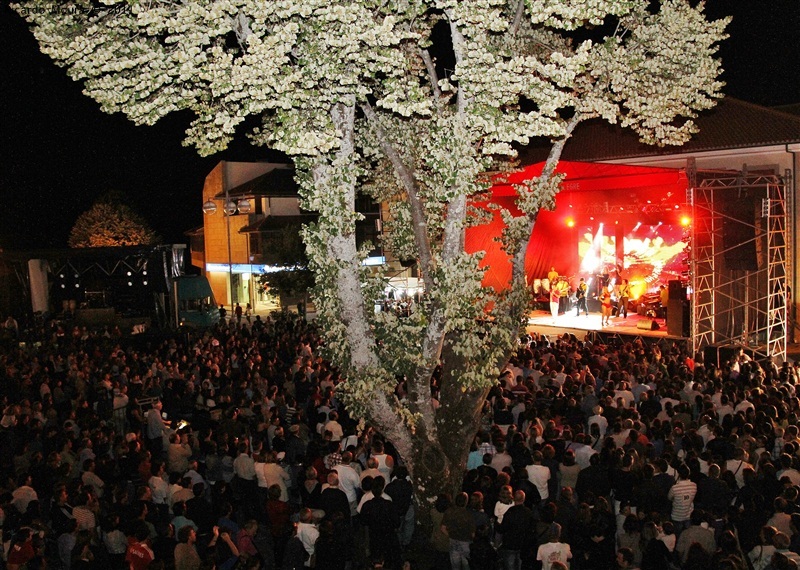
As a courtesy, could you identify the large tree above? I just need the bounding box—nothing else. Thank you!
[68,192,159,248]
[15,0,726,509]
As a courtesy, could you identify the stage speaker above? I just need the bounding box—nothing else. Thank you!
[637,318,660,331]
[667,299,690,337]
[722,196,758,270]
[668,280,686,301]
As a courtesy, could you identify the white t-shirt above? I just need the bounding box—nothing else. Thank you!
[526,464,551,501]
[537,541,572,570]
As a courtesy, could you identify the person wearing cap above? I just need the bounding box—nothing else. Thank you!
[285,423,307,465]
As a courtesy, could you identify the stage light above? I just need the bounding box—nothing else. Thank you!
[566,217,575,227]
[633,222,642,232]
[680,216,691,226]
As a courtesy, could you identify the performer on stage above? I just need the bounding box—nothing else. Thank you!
[617,279,632,318]
[550,281,561,321]
[600,288,612,326]
[548,266,559,283]
[575,278,589,317]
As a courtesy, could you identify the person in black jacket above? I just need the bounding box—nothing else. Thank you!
[318,472,351,524]
[575,453,611,504]
[385,466,415,550]
[360,476,401,569]
[497,489,535,570]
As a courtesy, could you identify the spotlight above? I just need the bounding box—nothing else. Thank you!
[680,216,691,226]
[633,222,642,232]
[143,280,148,286]
[127,271,132,276]
[128,281,133,287]
[566,217,575,227]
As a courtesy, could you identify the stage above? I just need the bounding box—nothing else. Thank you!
[525,308,687,344]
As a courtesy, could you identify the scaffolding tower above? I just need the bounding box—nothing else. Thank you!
[689,161,789,364]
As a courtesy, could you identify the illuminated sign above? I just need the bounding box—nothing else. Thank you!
[206,256,386,274]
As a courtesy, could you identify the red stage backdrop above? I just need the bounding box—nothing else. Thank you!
[466,161,690,299]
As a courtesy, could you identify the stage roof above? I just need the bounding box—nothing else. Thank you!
[489,160,688,197]
[467,161,690,292]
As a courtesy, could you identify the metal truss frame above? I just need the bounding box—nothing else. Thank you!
[689,163,788,363]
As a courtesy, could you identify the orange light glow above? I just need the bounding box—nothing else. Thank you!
[680,216,691,226]
[566,217,575,227]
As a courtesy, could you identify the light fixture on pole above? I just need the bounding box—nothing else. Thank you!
[203,191,251,309]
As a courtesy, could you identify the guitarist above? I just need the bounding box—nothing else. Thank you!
[575,278,589,317]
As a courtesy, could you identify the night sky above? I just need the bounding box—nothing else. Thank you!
[1,1,797,250]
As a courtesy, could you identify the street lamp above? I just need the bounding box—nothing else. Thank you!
[203,188,251,309]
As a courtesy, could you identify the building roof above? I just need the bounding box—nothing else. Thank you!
[217,165,298,199]
[518,97,800,163]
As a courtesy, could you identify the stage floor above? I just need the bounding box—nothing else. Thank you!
[526,309,681,341]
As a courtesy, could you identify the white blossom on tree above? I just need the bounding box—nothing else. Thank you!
[15,0,727,511]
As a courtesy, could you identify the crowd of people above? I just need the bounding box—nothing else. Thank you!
[0,308,799,570]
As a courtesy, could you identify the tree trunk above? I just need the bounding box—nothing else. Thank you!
[403,421,474,538]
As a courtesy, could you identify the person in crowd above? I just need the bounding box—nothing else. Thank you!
[3,308,800,570]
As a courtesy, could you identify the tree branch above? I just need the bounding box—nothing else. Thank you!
[500,113,583,357]
[420,48,442,101]
[361,102,443,437]
[510,0,526,37]
[360,102,436,294]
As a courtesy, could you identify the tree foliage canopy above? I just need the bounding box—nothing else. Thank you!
[68,192,160,248]
[16,0,727,500]
[258,222,315,303]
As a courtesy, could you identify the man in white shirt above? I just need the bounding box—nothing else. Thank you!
[295,508,319,568]
[587,406,608,439]
[148,461,170,505]
[526,451,551,503]
[323,411,344,443]
[333,451,361,515]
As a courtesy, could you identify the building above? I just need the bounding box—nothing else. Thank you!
[189,161,381,312]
